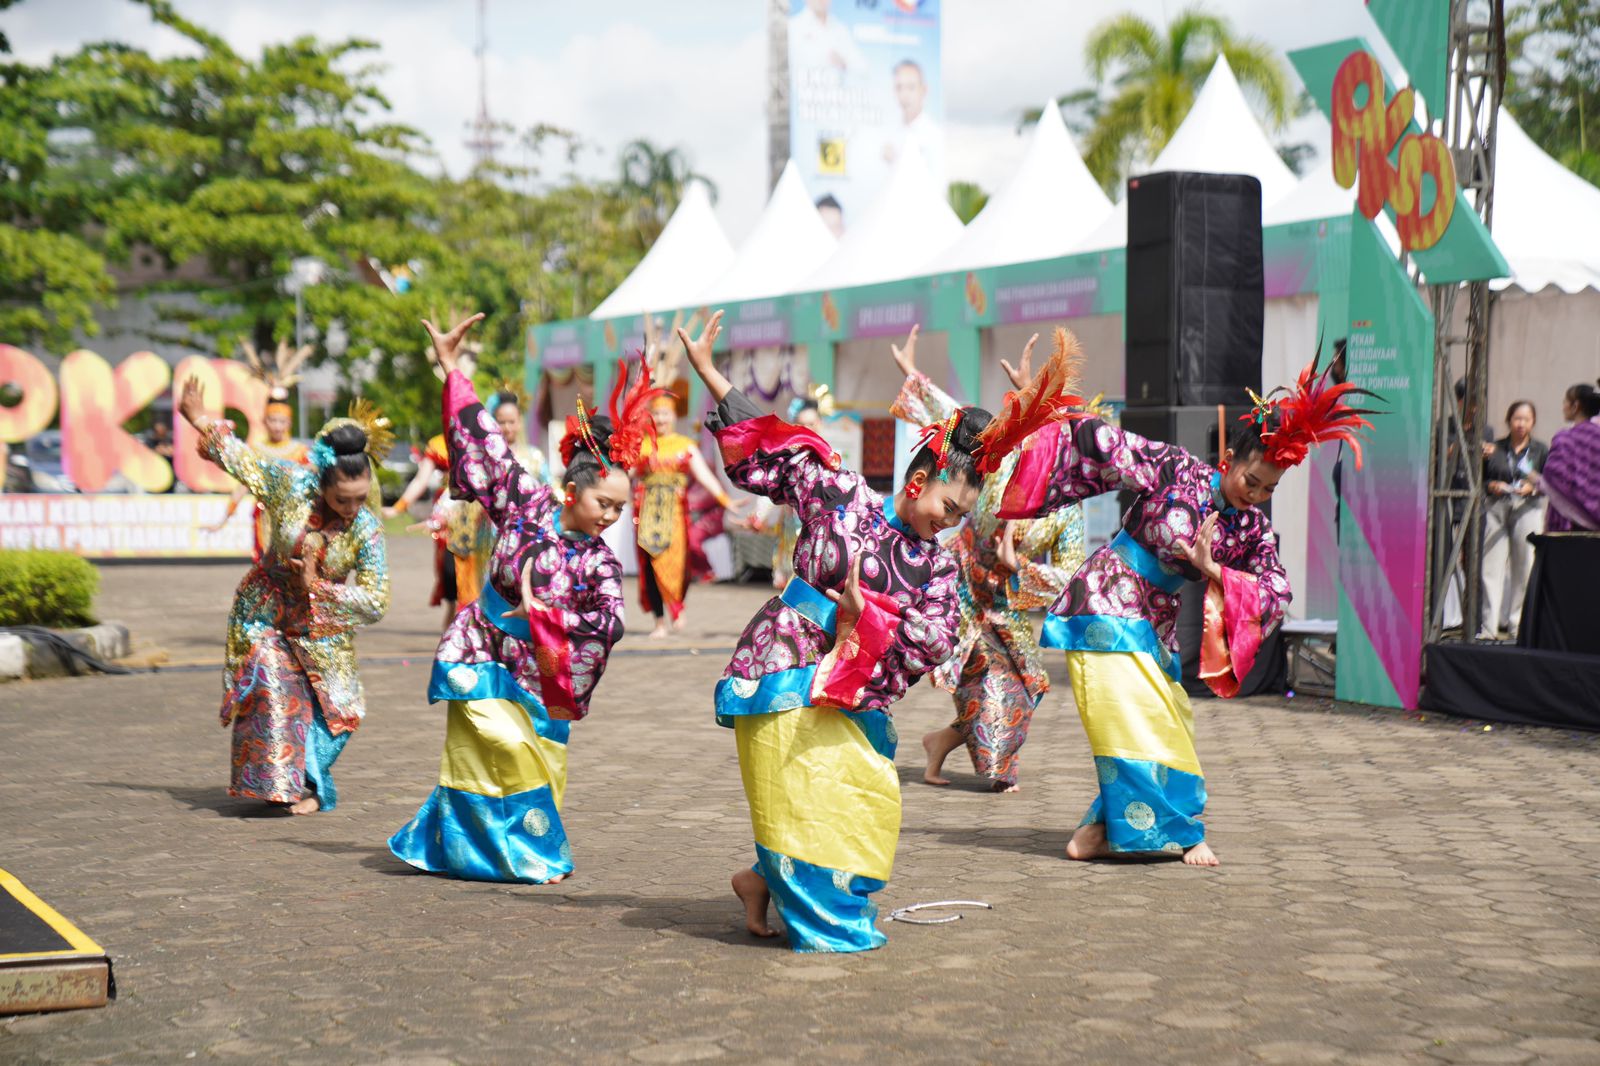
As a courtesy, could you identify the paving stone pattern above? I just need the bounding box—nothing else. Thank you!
[2,535,1598,1064]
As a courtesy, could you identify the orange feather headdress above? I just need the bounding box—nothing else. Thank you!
[1246,344,1381,469]
[969,327,1091,475]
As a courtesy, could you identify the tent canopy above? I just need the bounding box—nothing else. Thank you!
[699,160,837,305]
[1075,55,1298,252]
[1490,111,1600,294]
[590,181,734,319]
[925,102,1111,273]
[802,142,964,292]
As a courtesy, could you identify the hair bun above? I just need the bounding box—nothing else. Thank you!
[322,423,368,457]
[586,415,615,453]
[949,407,994,455]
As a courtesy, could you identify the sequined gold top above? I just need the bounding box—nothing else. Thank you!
[200,423,390,734]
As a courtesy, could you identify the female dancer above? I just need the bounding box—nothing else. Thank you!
[995,352,1375,866]
[890,327,1088,792]
[634,392,740,637]
[178,376,391,815]
[1534,380,1600,532]
[685,310,1076,951]
[389,314,646,884]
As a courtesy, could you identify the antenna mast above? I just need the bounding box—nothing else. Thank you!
[465,0,501,169]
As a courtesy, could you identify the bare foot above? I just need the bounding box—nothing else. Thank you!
[732,868,777,938]
[991,780,1021,793]
[1065,822,1111,861]
[921,727,962,786]
[288,795,321,816]
[1182,841,1220,867]
[671,615,687,633]
[649,621,669,639]
[545,872,569,884]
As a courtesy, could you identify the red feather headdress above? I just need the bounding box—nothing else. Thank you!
[1247,345,1381,469]
[970,327,1091,474]
[558,354,668,472]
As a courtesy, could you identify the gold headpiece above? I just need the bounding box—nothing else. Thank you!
[240,337,314,405]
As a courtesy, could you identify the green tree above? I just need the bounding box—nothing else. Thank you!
[1507,0,1600,186]
[1026,5,1295,194]
[947,181,989,224]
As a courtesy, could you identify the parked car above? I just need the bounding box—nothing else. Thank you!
[21,431,76,493]
[379,440,420,505]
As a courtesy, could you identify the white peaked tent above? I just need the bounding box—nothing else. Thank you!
[699,160,838,304]
[925,102,1112,272]
[802,142,964,291]
[1074,55,1299,251]
[590,181,734,319]
[1490,111,1600,294]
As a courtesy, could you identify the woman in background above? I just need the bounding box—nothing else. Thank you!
[1534,381,1600,533]
[1480,400,1548,640]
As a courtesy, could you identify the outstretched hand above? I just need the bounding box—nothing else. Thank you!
[890,324,920,378]
[1179,512,1223,584]
[178,376,210,430]
[422,312,485,377]
[287,551,319,596]
[501,558,550,622]
[675,309,724,376]
[1000,333,1040,391]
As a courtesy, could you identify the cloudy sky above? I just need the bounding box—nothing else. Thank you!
[8,0,1396,240]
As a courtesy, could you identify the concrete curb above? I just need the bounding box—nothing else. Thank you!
[0,622,130,681]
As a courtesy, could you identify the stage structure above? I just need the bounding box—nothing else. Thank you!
[1425,0,1505,645]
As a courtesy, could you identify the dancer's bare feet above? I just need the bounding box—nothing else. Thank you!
[1065,822,1111,860]
[545,872,569,884]
[921,727,962,786]
[649,620,669,639]
[732,868,777,937]
[288,795,321,816]
[991,780,1021,794]
[1183,841,1220,867]
[671,614,687,633]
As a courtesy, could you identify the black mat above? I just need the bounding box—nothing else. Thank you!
[1519,534,1600,655]
[0,884,75,955]
[1420,642,1600,732]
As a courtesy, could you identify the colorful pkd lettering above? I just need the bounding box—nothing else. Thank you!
[1330,50,1456,252]
[59,349,174,493]
[0,344,58,443]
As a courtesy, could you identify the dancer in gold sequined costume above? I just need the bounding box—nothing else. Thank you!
[180,376,391,815]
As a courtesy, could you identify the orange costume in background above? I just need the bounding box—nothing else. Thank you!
[632,431,695,622]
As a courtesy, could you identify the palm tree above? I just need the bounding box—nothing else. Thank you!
[1026,5,1294,195]
[616,139,718,245]
[947,181,989,224]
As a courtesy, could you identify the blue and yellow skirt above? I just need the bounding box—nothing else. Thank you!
[728,696,900,953]
[388,696,572,883]
[1065,650,1208,854]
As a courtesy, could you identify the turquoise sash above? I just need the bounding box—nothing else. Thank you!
[1111,530,1186,594]
[780,576,837,635]
[477,576,531,641]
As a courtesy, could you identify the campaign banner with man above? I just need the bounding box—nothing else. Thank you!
[787,0,942,236]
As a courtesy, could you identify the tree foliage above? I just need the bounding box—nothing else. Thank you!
[1024,5,1299,195]
[0,0,686,438]
[1506,0,1600,187]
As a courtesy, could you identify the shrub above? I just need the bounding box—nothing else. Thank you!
[0,550,99,628]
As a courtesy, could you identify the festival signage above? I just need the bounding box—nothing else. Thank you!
[1336,217,1437,708]
[0,344,270,494]
[786,0,943,233]
[0,493,254,558]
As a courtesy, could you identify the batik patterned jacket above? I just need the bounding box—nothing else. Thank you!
[999,416,1290,690]
[199,425,389,733]
[707,388,960,715]
[431,371,625,720]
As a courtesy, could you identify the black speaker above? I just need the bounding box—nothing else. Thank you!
[1118,405,1253,468]
[1125,171,1264,407]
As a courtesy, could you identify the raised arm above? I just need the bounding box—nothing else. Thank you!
[179,377,297,509]
[997,416,1183,520]
[425,313,552,529]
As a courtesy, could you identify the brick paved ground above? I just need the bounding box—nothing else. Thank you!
[3,533,1599,1064]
